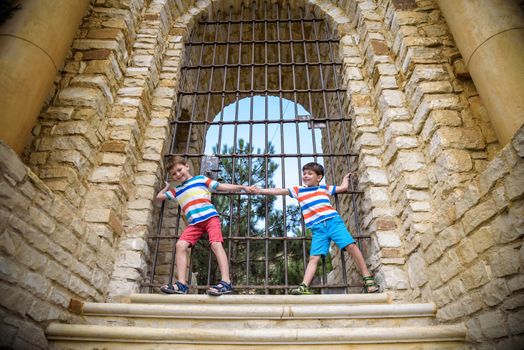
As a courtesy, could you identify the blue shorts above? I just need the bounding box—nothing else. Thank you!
[310,216,356,256]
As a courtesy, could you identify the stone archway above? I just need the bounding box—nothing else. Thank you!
[107,0,395,298]
[145,1,379,294]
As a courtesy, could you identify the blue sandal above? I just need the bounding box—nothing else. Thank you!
[207,280,233,296]
[160,281,188,294]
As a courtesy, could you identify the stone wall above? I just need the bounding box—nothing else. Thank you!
[1,0,522,348]
[325,0,524,348]
[22,0,202,299]
[0,0,198,347]
[431,126,524,349]
[0,141,103,349]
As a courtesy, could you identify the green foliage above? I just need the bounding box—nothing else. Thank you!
[190,139,306,292]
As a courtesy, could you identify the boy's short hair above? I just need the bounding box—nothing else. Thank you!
[166,156,187,172]
[302,162,324,177]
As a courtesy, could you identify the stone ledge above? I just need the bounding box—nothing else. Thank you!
[80,302,436,320]
[46,323,466,344]
[129,293,392,304]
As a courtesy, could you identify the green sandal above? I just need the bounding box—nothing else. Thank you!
[363,276,379,293]
[291,283,312,295]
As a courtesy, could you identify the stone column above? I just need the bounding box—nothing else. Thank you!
[0,0,90,154]
[437,0,524,145]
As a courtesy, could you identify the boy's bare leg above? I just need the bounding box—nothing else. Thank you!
[175,240,191,285]
[211,242,230,283]
[345,243,371,277]
[302,255,321,286]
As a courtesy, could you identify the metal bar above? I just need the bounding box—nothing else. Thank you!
[311,17,335,172]
[286,4,309,275]
[311,18,335,295]
[321,16,352,292]
[145,282,364,289]
[275,2,289,294]
[178,88,344,95]
[234,4,245,288]
[165,152,360,158]
[299,6,318,163]
[323,17,346,134]
[168,209,182,284]
[220,7,234,273]
[186,39,339,46]
[206,242,212,286]
[148,200,166,293]
[216,8,232,155]
[184,20,208,156]
[148,234,371,240]
[199,18,326,25]
[168,30,196,154]
[177,19,209,286]
[263,0,270,295]
[200,13,221,154]
[170,117,352,125]
[246,0,255,291]
[182,62,342,70]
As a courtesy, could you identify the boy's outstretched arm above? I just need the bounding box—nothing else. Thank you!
[256,187,289,195]
[156,181,171,201]
[335,173,352,194]
[216,183,257,193]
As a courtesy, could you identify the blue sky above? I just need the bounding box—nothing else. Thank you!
[204,95,325,190]
[203,95,328,235]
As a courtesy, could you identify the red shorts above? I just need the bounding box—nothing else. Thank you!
[179,216,223,246]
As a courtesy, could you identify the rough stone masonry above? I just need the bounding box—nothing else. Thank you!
[0,0,522,349]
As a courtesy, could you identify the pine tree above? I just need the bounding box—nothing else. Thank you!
[190,139,307,293]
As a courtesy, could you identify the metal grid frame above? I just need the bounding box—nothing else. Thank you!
[147,2,370,294]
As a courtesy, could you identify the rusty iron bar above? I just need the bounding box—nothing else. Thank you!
[164,152,360,158]
[169,117,352,125]
[178,88,345,95]
[186,39,339,46]
[182,62,342,69]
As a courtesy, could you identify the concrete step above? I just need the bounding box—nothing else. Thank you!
[84,314,435,329]
[48,293,467,349]
[80,301,437,328]
[47,323,467,349]
[82,300,435,319]
[127,293,392,305]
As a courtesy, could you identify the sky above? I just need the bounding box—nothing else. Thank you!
[203,95,325,191]
[202,95,329,235]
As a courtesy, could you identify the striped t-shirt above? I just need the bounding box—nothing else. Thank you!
[288,185,338,228]
[165,175,220,225]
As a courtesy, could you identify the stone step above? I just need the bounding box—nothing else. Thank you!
[78,294,437,329]
[79,301,437,328]
[85,314,435,329]
[127,293,392,305]
[47,323,467,349]
[82,301,435,319]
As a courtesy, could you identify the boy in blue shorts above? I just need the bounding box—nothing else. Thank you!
[157,156,255,295]
[255,162,379,294]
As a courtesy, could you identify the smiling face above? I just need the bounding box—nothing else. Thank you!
[169,163,192,183]
[302,169,323,187]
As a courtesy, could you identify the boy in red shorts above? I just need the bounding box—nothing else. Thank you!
[158,156,254,295]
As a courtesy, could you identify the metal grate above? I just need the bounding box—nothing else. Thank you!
[147,2,369,294]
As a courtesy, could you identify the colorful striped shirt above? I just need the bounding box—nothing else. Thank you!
[288,185,339,228]
[165,175,220,225]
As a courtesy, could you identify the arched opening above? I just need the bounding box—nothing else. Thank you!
[148,1,366,294]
